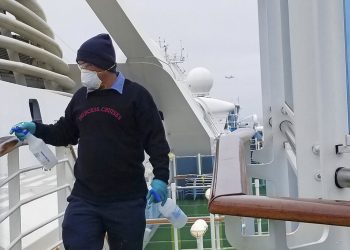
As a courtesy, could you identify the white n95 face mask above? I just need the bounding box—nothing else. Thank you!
[81,69,102,91]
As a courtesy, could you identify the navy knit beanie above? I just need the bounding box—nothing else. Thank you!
[76,33,116,72]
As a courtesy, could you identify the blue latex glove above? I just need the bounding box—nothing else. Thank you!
[9,122,36,141]
[147,179,168,205]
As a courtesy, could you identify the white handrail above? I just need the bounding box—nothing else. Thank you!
[0,143,217,249]
[0,159,70,188]
[0,165,43,187]
[0,143,75,250]
[6,212,65,250]
[0,184,71,223]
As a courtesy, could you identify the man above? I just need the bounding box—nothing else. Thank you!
[10,33,170,250]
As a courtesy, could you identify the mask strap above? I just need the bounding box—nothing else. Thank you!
[106,63,116,71]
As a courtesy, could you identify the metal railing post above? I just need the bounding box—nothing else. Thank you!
[8,148,21,250]
[215,214,221,249]
[254,178,262,235]
[56,147,68,250]
[173,156,177,180]
[210,213,216,250]
[197,153,202,175]
[171,182,179,250]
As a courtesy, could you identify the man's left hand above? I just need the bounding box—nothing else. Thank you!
[147,179,168,205]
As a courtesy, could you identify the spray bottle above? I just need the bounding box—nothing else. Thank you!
[150,189,188,228]
[13,127,58,170]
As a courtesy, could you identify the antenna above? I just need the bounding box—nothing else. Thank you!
[180,40,185,62]
[158,37,187,74]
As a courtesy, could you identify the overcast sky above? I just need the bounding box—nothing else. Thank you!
[38,0,262,119]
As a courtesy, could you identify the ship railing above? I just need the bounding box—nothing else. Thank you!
[146,215,223,225]
[0,136,75,250]
[208,128,350,227]
[203,111,221,137]
[1,136,227,250]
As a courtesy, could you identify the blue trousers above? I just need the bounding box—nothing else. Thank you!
[62,195,146,250]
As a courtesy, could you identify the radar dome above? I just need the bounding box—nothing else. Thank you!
[187,67,213,96]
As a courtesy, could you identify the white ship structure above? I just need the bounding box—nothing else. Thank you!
[0,0,349,250]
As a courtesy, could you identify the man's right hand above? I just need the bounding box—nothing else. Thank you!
[9,122,36,141]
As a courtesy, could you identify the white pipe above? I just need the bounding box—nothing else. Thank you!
[174,226,179,250]
[0,13,62,57]
[215,214,221,249]
[170,182,179,250]
[210,213,217,250]
[8,149,21,250]
[255,179,262,235]
[197,153,202,175]
[0,0,54,38]
[0,59,75,90]
[173,156,177,178]
[196,237,204,250]
[0,35,69,74]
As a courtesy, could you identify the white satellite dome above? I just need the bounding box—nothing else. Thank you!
[186,67,213,96]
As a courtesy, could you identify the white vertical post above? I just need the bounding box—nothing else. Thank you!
[172,157,177,198]
[171,182,179,250]
[254,179,262,235]
[215,214,221,249]
[197,153,202,175]
[205,188,216,250]
[174,223,179,250]
[56,147,68,250]
[210,213,217,250]
[169,158,174,183]
[8,149,22,250]
[173,156,177,178]
[168,153,176,183]
[196,236,204,250]
[171,182,177,203]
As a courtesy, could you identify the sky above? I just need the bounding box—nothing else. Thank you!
[38,0,262,119]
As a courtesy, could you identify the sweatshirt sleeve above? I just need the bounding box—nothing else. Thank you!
[135,88,170,184]
[34,96,79,147]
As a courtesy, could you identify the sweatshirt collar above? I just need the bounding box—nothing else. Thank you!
[111,72,125,94]
[86,72,125,95]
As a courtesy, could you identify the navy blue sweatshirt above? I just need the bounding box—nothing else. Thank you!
[34,79,170,202]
